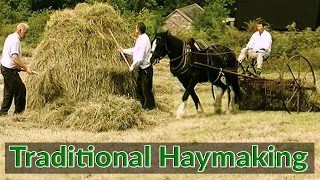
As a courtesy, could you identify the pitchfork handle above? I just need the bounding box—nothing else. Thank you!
[108,29,130,68]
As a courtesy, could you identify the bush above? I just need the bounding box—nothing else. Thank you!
[0,24,16,37]
[0,0,32,24]
[194,2,228,42]
[122,8,164,38]
[25,9,51,47]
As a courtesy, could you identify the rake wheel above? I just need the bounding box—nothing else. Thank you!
[280,55,318,113]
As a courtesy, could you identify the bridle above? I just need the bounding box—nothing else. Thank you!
[151,36,171,61]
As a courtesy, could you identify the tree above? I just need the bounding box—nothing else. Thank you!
[85,0,157,13]
[122,8,164,38]
[0,0,32,24]
[193,0,236,41]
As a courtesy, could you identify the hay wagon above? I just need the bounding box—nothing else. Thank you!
[193,55,320,113]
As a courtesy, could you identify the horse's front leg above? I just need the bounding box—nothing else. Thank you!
[178,89,204,119]
[177,90,189,119]
[177,89,203,118]
[177,77,200,119]
[190,90,204,114]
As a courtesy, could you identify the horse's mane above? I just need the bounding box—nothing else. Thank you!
[166,33,183,50]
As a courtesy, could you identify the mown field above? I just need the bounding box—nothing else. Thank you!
[0,58,319,179]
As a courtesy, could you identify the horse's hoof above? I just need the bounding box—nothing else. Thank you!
[197,109,204,114]
[213,108,222,114]
[226,109,237,115]
[196,113,205,118]
[226,110,233,115]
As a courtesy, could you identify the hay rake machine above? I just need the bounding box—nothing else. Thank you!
[194,55,320,113]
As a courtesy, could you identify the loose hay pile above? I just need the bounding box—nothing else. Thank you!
[238,78,320,112]
[25,3,150,131]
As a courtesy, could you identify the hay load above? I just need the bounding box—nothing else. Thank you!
[27,3,135,107]
[238,78,320,112]
[25,3,149,131]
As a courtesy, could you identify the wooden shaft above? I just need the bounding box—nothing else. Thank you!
[194,62,257,79]
[108,29,130,68]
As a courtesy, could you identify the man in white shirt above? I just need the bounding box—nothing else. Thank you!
[237,19,272,76]
[0,23,33,116]
[120,22,156,110]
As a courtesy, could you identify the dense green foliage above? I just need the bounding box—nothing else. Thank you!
[0,0,320,69]
[25,9,51,46]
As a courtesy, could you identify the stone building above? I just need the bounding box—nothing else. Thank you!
[162,3,204,35]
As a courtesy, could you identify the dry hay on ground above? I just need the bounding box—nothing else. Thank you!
[23,95,154,132]
[24,3,151,131]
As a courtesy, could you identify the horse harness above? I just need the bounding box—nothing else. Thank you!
[169,40,233,84]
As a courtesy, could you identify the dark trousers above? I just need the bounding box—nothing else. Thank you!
[0,65,26,114]
[137,65,156,110]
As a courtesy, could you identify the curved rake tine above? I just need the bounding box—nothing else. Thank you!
[298,56,301,82]
[286,87,299,106]
[300,91,311,111]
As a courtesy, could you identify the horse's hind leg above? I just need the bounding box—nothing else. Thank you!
[213,80,228,114]
[226,86,236,115]
[213,86,223,114]
[226,74,239,115]
[211,84,219,113]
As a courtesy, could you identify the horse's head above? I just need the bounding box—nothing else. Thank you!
[149,31,170,65]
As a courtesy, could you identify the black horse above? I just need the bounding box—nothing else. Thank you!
[149,31,240,118]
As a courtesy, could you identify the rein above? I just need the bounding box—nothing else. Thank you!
[161,37,234,62]
[169,49,234,62]
[168,51,235,62]
[163,38,235,77]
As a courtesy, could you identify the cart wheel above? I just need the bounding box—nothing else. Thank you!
[280,55,318,113]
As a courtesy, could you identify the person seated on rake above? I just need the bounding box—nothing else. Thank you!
[237,19,272,76]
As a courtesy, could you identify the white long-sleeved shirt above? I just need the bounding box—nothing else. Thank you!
[1,32,21,69]
[122,33,151,70]
[246,30,272,53]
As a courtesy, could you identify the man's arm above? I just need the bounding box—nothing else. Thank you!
[11,54,32,74]
[9,40,31,73]
[122,48,134,56]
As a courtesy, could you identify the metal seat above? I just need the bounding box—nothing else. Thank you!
[239,54,269,76]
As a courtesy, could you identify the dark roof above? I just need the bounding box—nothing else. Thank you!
[235,0,320,30]
[167,3,204,22]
